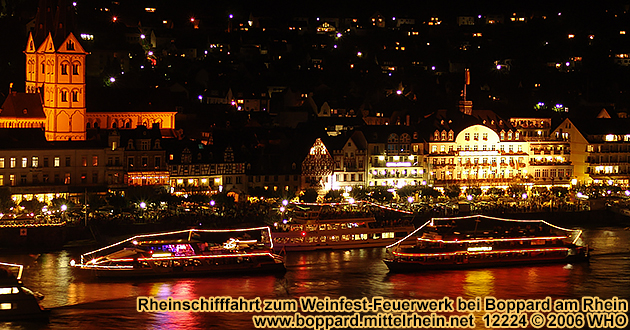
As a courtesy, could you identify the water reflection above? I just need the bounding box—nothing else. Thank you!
[0,227,627,329]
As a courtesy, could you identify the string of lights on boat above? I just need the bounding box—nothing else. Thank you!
[75,226,274,265]
[386,214,583,249]
[290,200,414,214]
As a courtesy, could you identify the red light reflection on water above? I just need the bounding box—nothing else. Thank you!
[387,264,575,300]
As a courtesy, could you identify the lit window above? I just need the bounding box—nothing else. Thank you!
[54,157,60,167]
[22,157,27,168]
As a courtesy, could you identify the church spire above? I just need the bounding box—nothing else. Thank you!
[33,0,76,47]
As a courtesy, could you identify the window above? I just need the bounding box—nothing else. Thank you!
[92,172,98,183]
[473,133,479,141]
[0,174,3,185]
[155,156,161,168]
[128,157,134,168]
[54,157,60,167]
[82,156,87,167]
[61,64,68,75]
[64,173,71,184]
[141,141,150,150]
[21,175,27,184]
[61,91,67,102]
[142,157,148,167]
[32,157,39,167]
[465,133,470,141]
[21,157,27,168]
[0,158,4,168]
[9,174,15,186]
[10,158,16,168]
[67,40,74,50]
[65,156,71,167]
[482,133,488,140]
[81,173,87,184]
[92,156,98,166]
[72,64,79,75]
[72,91,78,102]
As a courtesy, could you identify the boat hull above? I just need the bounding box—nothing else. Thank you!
[273,226,414,252]
[384,253,590,273]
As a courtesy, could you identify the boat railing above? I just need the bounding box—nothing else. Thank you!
[74,227,275,266]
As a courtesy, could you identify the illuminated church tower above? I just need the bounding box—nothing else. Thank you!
[25,0,87,141]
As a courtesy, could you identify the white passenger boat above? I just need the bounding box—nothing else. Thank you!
[0,262,49,321]
[272,203,415,251]
[71,227,285,277]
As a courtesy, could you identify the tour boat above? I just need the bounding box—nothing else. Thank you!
[272,203,415,252]
[0,262,49,321]
[383,215,590,272]
[71,227,285,277]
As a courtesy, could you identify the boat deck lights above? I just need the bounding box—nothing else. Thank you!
[393,247,571,257]
[416,235,569,243]
[387,215,583,249]
[79,227,274,265]
[81,252,278,266]
[0,262,23,280]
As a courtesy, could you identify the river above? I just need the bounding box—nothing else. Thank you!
[1,226,629,330]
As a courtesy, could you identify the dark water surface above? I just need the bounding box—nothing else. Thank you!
[1,227,629,330]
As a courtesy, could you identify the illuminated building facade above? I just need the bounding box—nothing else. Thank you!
[330,131,367,192]
[167,141,247,196]
[365,127,428,188]
[0,129,108,204]
[121,126,169,187]
[581,117,630,186]
[24,0,88,141]
[301,138,335,193]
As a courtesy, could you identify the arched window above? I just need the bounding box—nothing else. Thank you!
[112,122,117,129]
[86,122,91,129]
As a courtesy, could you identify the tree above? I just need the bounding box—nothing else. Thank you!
[397,186,419,199]
[444,185,461,199]
[51,197,74,212]
[0,187,15,212]
[187,194,210,204]
[487,187,505,198]
[370,186,394,202]
[531,186,550,197]
[465,187,482,198]
[420,186,441,200]
[324,190,343,203]
[550,186,568,198]
[19,199,43,214]
[350,187,368,201]
[508,185,526,198]
[300,189,319,203]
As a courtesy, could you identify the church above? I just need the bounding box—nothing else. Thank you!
[0,0,176,141]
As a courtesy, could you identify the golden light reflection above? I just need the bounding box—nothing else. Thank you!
[463,269,495,297]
